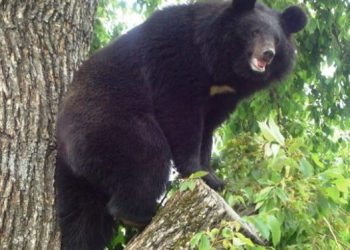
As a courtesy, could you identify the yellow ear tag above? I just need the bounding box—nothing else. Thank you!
[210,85,236,96]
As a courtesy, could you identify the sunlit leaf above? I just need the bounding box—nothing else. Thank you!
[189,171,209,179]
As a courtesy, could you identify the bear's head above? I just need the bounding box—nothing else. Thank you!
[202,0,307,94]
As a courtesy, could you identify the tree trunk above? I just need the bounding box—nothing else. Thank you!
[0,1,98,249]
[126,180,265,249]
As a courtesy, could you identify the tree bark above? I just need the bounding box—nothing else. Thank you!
[126,180,265,249]
[0,1,98,249]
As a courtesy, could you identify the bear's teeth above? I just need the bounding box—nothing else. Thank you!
[250,58,266,73]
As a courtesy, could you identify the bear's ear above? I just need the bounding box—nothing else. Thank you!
[232,0,256,12]
[282,6,307,33]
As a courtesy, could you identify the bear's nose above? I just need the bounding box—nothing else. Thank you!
[262,49,275,63]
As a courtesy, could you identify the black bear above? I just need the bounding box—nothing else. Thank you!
[55,0,307,249]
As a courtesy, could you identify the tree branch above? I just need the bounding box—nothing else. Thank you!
[125,180,265,249]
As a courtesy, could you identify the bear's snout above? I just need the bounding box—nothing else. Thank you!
[262,48,275,64]
[250,39,275,73]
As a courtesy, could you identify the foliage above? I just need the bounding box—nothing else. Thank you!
[90,0,125,53]
[212,120,349,249]
[92,0,350,249]
[190,221,258,250]
[90,0,160,53]
[179,171,209,192]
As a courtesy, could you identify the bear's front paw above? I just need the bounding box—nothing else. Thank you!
[203,172,225,191]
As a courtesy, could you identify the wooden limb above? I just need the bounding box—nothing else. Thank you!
[125,180,265,249]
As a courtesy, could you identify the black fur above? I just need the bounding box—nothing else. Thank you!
[55,1,307,249]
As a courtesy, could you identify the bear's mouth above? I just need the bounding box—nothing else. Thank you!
[249,47,276,74]
[250,58,268,73]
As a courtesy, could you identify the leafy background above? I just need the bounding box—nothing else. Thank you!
[91,0,350,249]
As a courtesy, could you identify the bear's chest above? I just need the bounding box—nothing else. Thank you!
[204,85,239,126]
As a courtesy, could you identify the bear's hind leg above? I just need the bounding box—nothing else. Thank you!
[63,113,171,231]
[104,116,172,227]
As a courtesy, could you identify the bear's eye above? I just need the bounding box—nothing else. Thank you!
[275,36,280,45]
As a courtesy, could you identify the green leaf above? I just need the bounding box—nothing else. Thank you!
[323,187,341,203]
[235,232,255,247]
[258,119,285,146]
[199,234,211,250]
[311,153,324,168]
[188,181,196,191]
[107,225,125,249]
[179,182,188,192]
[180,179,197,192]
[300,158,314,178]
[268,215,281,246]
[222,227,234,238]
[250,217,270,239]
[190,233,203,249]
[189,171,209,179]
[255,186,273,202]
[274,188,289,202]
[208,228,220,241]
[268,118,285,146]
[258,121,276,143]
[334,178,350,195]
[222,239,231,249]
